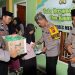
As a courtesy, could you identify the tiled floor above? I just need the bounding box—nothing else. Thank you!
[8,71,22,75]
[8,67,23,75]
[8,70,46,75]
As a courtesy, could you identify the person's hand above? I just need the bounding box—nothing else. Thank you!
[9,47,20,58]
[2,44,6,50]
[30,42,35,48]
[67,45,73,55]
[35,41,42,45]
[70,57,75,63]
[42,47,47,53]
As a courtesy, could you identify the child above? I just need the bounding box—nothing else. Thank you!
[21,24,37,75]
[8,21,20,73]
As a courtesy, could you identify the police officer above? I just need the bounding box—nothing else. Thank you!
[0,11,18,75]
[35,13,60,75]
[65,9,75,75]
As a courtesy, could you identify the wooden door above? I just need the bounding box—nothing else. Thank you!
[17,5,26,24]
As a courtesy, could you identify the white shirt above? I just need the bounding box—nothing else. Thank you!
[22,43,36,60]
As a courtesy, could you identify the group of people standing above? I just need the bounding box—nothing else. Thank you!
[8,16,36,75]
[0,9,75,75]
[0,11,36,75]
[34,9,75,75]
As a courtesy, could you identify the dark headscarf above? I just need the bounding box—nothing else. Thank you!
[25,24,35,44]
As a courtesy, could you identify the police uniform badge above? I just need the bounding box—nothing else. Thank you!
[49,26,60,40]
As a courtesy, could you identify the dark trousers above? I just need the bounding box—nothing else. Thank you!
[0,61,8,75]
[46,56,58,75]
[68,64,75,75]
[22,57,37,75]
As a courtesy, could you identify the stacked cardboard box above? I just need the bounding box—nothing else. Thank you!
[3,34,26,56]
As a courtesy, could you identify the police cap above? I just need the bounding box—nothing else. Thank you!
[2,11,13,17]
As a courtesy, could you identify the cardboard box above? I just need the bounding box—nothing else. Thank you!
[3,34,26,55]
